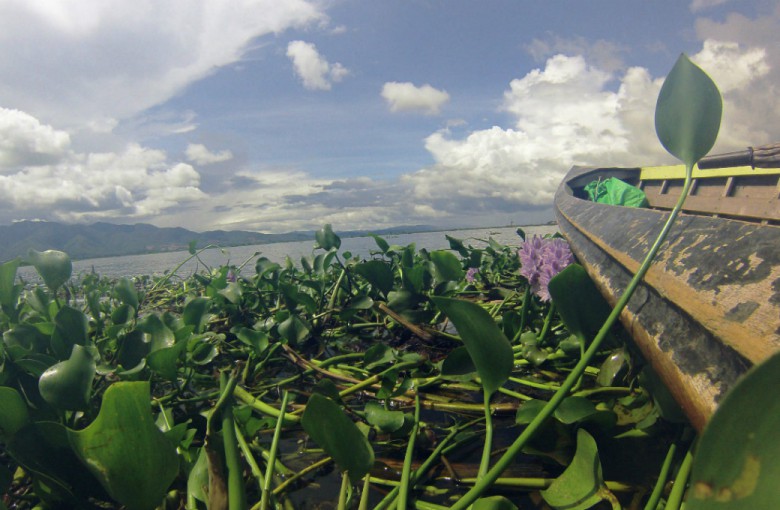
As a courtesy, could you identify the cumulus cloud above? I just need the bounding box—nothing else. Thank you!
[690,0,730,12]
[185,143,234,165]
[404,39,774,222]
[0,110,207,223]
[0,108,72,168]
[286,40,349,90]
[0,0,325,129]
[381,82,450,115]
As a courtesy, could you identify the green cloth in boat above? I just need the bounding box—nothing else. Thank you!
[584,177,649,208]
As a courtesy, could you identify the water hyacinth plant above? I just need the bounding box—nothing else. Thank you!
[518,236,574,301]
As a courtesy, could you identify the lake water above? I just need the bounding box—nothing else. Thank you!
[17,224,558,281]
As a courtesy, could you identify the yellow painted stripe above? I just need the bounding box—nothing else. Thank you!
[640,164,780,181]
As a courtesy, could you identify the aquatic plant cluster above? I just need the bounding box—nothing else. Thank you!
[1,231,686,510]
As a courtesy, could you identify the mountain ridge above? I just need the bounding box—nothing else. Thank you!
[0,221,440,262]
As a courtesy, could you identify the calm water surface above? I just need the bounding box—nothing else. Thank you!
[18,224,558,281]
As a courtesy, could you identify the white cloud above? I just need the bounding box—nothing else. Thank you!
[286,40,349,90]
[0,109,207,223]
[404,40,774,220]
[0,108,72,169]
[185,143,234,165]
[690,0,730,12]
[0,0,325,129]
[381,82,450,115]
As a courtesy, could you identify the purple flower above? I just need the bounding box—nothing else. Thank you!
[518,236,574,302]
[465,267,480,283]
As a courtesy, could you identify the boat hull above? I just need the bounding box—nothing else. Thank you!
[554,166,780,431]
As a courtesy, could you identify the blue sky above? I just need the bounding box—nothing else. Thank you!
[1,0,778,233]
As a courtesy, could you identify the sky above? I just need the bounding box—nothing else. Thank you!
[0,0,778,234]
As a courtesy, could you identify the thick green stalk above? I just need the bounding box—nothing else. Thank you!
[220,373,246,510]
[665,441,695,510]
[478,388,493,480]
[398,395,421,510]
[449,166,695,509]
[260,390,290,510]
[337,471,350,510]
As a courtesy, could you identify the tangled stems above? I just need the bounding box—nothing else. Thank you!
[450,166,696,509]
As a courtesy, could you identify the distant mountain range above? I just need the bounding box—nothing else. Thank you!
[0,221,440,262]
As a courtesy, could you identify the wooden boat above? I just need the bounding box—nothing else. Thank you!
[553,144,780,431]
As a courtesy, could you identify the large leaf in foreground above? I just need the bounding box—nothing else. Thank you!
[68,381,178,510]
[541,428,611,509]
[548,264,611,344]
[686,351,780,509]
[655,53,721,167]
[27,249,72,293]
[301,393,374,484]
[431,297,513,396]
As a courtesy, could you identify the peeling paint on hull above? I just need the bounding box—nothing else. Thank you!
[554,165,780,432]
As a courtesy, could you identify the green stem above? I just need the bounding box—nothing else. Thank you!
[478,388,493,480]
[538,302,556,345]
[516,286,532,338]
[234,422,266,497]
[358,475,371,510]
[220,373,246,510]
[665,441,695,510]
[399,394,421,510]
[260,390,290,510]
[337,471,350,510]
[233,385,300,424]
[449,165,695,509]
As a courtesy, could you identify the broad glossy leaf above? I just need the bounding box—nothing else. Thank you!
[541,428,608,509]
[430,250,464,283]
[113,278,139,311]
[301,394,374,484]
[0,387,29,440]
[363,343,395,370]
[687,351,780,509]
[364,401,406,433]
[473,496,519,510]
[315,224,341,251]
[278,314,311,345]
[233,327,269,355]
[146,340,188,380]
[182,297,211,333]
[370,234,390,253]
[440,345,476,381]
[52,305,89,359]
[27,249,72,292]
[137,314,175,352]
[68,381,178,510]
[655,53,722,167]
[353,260,395,297]
[0,257,20,308]
[38,344,96,410]
[516,399,547,426]
[548,264,611,344]
[431,297,513,396]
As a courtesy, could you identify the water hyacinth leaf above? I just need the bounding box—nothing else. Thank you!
[137,314,175,352]
[278,314,311,345]
[113,278,139,311]
[541,428,608,510]
[431,297,513,396]
[370,234,390,253]
[596,348,630,387]
[52,305,89,359]
[146,340,188,381]
[655,53,722,167]
[440,345,476,381]
[430,250,464,283]
[364,401,406,433]
[686,351,780,510]
[68,381,179,510]
[27,249,72,292]
[315,224,341,251]
[38,344,96,410]
[554,397,599,425]
[0,387,29,440]
[353,260,395,297]
[0,257,20,309]
[217,281,242,304]
[117,329,149,370]
[364,343,395,370]
[472,496,519,510]
[301,394,374,484]
[548,264,611,344]
[182,297,211,333]
[516,399,547,426]
[446,235,470,258]
[233,327,269,355]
